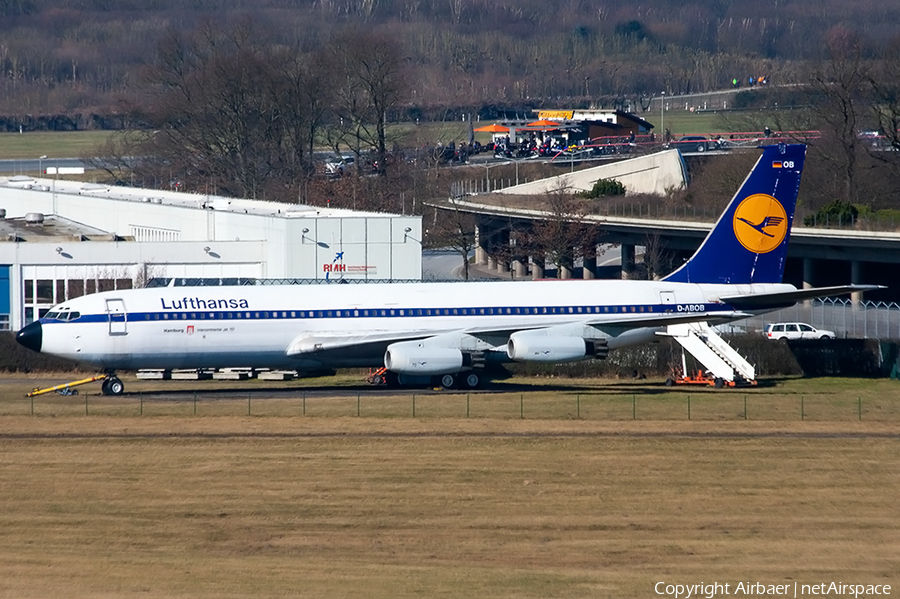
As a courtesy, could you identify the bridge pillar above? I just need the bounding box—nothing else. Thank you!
[559,264,573,280]
[851,260,864,304]
[803,258,815,306]
[621,244,636,279]
[494,228,510,273]
[531,256,545,280]
[475,223,489,266]
[512,258,527,279]
[582,248,597,280]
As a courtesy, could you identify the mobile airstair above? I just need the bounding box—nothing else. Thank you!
[663,322,756,387]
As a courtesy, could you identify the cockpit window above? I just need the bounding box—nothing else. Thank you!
[67,312,80,320]
[46,311,60,319]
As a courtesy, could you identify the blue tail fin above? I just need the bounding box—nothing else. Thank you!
[663,143,807,284]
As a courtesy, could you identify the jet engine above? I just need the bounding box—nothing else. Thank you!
[384,340,463,375]
[507,332,608,363]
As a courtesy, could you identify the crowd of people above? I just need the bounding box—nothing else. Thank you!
[732,75,769,88]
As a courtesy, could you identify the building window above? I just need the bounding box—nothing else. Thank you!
[69,280,85,299]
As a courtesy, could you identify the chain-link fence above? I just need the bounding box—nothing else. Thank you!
[740,298,900,340]
[5,388,899,422]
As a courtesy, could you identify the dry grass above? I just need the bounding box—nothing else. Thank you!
[0,376,898,598]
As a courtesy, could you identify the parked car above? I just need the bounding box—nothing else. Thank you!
[765,322,835,340]
[324,154,355,177]
[670,135,709,152]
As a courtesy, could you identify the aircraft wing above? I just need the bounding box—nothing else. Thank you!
[720,285,885,309]
[286,330,450,356]
[284,309,751,357]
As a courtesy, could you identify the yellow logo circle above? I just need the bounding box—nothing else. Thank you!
[732,194,788,254]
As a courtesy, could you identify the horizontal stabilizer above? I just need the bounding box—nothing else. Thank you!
[720,285,885,309]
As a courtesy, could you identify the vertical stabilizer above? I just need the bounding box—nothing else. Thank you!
[663,144,806,284]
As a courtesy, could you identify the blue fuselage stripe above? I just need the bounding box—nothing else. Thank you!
[40,302,723,325]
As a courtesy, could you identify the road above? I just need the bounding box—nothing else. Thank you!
[0,157,90,174]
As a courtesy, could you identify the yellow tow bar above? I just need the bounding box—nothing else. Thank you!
[27,374,108,398]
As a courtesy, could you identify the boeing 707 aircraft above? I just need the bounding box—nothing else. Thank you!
[15,144,878,394]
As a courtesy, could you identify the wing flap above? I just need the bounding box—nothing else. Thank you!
[286,330,442,356]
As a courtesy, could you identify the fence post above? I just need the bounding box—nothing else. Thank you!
[357,392,360,417]
[31,395,34,416]
[412,394,416,418]
[858,397,862,421]
[633,394,636,420]
[577,394,581,419]
[520,393,524,419]
[248,391,251,416]
[466,393,470,418]
[140,392,143,416]
[744,395,747,420]
[688,395,691,420]
[801,395,805,421]
[302,390,306,416]
[85,392,89,416]
[193,391,197,416]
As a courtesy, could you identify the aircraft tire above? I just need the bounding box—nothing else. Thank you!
[463,373,480,389]
[439,374,457,389]
[714,377,725,389]
[106,377,125,396]
[101,379,111,395]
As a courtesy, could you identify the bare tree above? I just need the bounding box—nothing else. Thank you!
[423,201,477,280]
[327,28,408,177]
[529,180,596,279]
[809,26,870,206]
[134,18,331,203]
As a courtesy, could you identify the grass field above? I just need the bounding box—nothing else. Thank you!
[0,130,116,160]
[4,374,900,422]
[0,375,897,598]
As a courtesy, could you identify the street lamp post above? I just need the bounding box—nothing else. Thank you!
[38,155,46,176]
[660,92,665,144]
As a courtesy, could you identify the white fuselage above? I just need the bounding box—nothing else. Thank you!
[37,279,792,371]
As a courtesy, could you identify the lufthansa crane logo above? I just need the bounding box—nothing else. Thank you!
[732,194,788,254]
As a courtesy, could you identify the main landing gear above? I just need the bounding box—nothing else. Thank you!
[435,372,481,390]
[366,368,482,390]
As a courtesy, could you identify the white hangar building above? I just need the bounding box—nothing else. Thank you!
[0,176,422,331]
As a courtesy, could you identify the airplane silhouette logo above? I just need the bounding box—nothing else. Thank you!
[732,194,788,254]
[735,215,784,237]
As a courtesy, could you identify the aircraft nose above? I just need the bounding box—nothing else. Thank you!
[15,321,42,353]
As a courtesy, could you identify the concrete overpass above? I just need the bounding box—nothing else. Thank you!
[438,151,900,302]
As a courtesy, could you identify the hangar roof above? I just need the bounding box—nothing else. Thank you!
[1,176,395,220]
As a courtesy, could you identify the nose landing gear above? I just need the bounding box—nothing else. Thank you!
[101,374,125,396]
